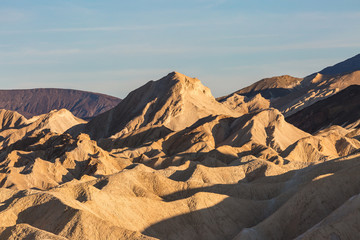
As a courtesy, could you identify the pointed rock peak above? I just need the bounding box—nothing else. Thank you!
[246,93,270,112]
[49,108,72,116]
[86,72,239,139]
[161,71,202,87]
[29,109,82,122]
[310,72,324,84]
[251,93,264,100]
[227,93,247,101]
[254,75,303,89]
[28,109,86,134]
[167,71,187,79]
[0,109,29,129]
[220,92,270,114]
[77,132,92,141]
[154,71,212,98]
[268,75,298,80]
[166,71,199,82]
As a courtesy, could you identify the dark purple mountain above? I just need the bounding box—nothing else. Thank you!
[0,88,121,120]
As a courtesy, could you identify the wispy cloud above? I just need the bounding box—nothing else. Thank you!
[214,34,280,40]
[0,22,201,35]
[99,40,360,55]
[0,48,81,58]
[22,48,81,56]
[203,0,227,8]
[0,9,27,23]
[3,10,359,36]
[1,38,359,61]
[38,26,157,33]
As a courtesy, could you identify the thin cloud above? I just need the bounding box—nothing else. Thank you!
[215,34,280,40]
[0,9,27,23]
[1,39,359,60]
[204,0,227,8]
[0,48,81,58]
[39,26,157,33]
[0,22,201,35]
[0,26,152,35]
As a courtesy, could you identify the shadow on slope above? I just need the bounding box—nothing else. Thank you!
[142,155,360,240]
[286,85,360,133]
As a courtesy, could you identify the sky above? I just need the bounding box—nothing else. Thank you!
[0,0,359,98]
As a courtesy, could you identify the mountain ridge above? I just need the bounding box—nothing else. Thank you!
[218,53,360,117]
[0,88,121,120]
[319,53,360,75]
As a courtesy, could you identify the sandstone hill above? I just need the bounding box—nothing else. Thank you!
[84,72,242,139]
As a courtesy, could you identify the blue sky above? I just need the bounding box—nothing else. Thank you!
[0,0,359,98]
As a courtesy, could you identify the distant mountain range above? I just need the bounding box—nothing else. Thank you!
[0,88,121,120]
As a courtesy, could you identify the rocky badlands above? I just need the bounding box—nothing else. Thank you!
[0,54,360,239]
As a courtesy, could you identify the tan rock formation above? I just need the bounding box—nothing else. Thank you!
[0,69,359,240]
